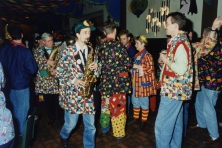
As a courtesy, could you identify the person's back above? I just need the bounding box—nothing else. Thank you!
[0,43,37,90]
[0,25,37,144]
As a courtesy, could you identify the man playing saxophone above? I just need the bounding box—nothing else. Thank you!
[33,33,63,126]
[52,20,98,148]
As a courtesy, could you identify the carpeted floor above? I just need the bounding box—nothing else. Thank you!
[30,95,222,148]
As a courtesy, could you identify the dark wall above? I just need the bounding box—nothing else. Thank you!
[146,38,167,69]
[201,0,218,34]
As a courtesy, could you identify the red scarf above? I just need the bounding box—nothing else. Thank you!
[11,40,25,47]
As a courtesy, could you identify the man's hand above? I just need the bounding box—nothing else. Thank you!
[133,64,140,69]
[47,60,55,67]
[50,69,56,76]
[212,16,222,30]
[89,62,98,71]
[74,79,86,88]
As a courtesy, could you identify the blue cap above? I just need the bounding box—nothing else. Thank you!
[74,20,96,33]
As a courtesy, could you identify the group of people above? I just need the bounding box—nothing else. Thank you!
[0,11,222,148]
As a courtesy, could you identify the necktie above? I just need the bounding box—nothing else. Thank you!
[80,49,86,64]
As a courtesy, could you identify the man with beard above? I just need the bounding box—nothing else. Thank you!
[53,20,98,148]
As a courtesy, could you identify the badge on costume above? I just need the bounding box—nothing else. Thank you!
[77,59,81,64]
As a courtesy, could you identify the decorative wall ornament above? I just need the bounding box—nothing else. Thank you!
[129,0,148,18]
[146,0,170,36]
[179,0,197,15]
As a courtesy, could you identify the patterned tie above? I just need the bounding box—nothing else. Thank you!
[81,49,86,64]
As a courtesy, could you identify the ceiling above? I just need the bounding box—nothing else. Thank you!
[0,0,83,24]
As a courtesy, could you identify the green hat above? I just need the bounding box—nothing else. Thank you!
[74,20,96,33]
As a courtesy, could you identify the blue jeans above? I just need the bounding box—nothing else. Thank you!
[60,111,96,148]
[183,101,190,137]
[195,86,220,139]
[155,96,183,148]
[132,87,149,110]
[9,88,30,136]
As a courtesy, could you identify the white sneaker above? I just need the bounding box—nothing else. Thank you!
[219,122,222,127]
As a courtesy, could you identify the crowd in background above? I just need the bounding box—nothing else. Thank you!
[0,13,222,148]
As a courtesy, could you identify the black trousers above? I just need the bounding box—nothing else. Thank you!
[43,94,63,121]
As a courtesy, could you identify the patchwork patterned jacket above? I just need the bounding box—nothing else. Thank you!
[193,37,217,90]
[55,43,96,114]
[198,41,222,91]
[160,31,193,100]
[33,46,59,94]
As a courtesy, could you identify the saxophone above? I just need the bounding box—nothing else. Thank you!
[5,24,12,40]
[47,42,66,76]
[80,41,97,98]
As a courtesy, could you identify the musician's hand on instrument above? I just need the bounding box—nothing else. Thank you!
[74,79,85,88]
[47,60,55,67]
[89,62,98,71]
[50,69,56,76]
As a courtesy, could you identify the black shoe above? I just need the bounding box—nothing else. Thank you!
[204,136,220,144]
[139,122,146,131]
[128,119,139,125]
[61,137,69,148]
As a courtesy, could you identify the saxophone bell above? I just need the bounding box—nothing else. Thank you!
[47,42,66,76]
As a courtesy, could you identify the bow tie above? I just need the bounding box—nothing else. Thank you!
[45,47,52,51]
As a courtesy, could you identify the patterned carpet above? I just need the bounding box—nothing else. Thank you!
[30,97,222,148]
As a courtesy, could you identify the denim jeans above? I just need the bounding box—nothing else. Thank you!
[195,86,220,139]
[132,87,149,110]
[60,111,96,148]
[155,96,183,148]
[9,88,30,136]
[183,101,190,137]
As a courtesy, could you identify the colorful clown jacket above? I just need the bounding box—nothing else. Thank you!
[160,31,193,100]
[33,46,59,94]
[132,48,156,97]
[192,36,217,90]
[55,43,96,114]
[99,38,132,98]
[198,41,222,91]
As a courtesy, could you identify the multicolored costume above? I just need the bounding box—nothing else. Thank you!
[155,31,193,148]
[33,45,61,122]
[160,31,193,100]
[55,43,96,114]
[55,41,97,147]
[194,40,222,140]
[99,38,132,138]
[0,63,14,147]
[131,48,156,123]
[193,36,217,90]
[33,46,59,95]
